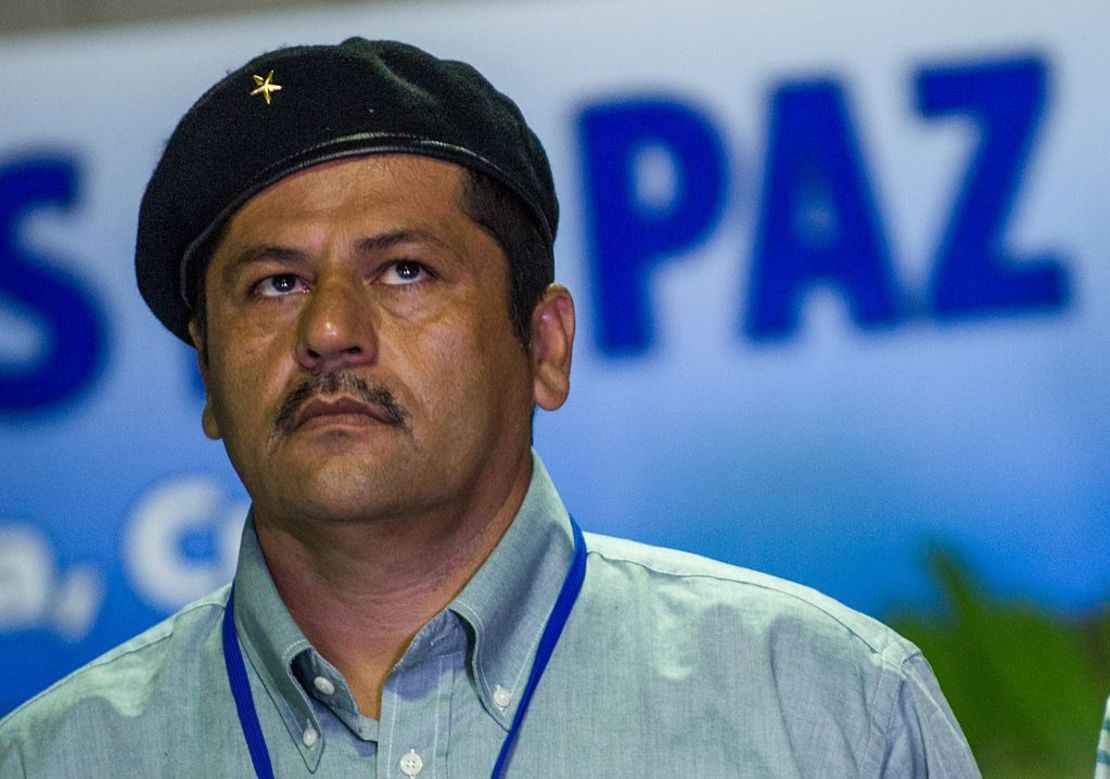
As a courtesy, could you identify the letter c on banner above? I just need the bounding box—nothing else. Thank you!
[124,477,246,612]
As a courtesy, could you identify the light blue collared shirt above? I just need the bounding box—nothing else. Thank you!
[0,454,979,776]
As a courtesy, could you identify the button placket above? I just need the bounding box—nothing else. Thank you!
[379,615,465,779]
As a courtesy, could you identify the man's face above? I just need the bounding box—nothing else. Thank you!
[191,155,560,532]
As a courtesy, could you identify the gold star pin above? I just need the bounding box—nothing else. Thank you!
[249,71,282,105]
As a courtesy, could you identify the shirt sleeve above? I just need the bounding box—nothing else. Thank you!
[1096,694,1110,779]
[879,653,981,778]
[0,722,28,779]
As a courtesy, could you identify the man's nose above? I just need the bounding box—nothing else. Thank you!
[295,275,378,373]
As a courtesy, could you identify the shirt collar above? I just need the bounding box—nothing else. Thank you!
[230,450,576,751]
[232,512,325,770]
[449,452,576,731]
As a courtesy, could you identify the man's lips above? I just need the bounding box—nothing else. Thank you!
[292,396,397,431]
[271,372,411,439]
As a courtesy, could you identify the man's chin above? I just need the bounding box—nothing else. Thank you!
[259,486,410,528]
[240,446,408,517]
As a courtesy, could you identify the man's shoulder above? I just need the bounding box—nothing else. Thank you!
[571,532,979,776]
[0,587,228,741]
[583,531,917,668]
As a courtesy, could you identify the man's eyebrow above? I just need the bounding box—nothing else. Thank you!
[221,245,308,286]
[355,229,450,255]
[219,229,454,286]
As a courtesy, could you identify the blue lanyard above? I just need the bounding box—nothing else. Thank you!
[222,517,587,779]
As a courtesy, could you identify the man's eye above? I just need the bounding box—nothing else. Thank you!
[255,274,305,297]
[380,261,428,286]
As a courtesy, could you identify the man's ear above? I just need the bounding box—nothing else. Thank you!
[187,318,222,441]
[530,284,575,411]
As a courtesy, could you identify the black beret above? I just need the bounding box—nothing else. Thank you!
[136,38,558,343]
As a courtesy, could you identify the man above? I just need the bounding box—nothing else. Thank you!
[0,39,979,777]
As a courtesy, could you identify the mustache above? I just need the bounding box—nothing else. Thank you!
[272,372,410,437]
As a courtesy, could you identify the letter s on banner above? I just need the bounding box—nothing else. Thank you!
[0,155,106,412]
[124,477,247,612]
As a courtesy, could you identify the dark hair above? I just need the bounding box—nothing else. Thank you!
[192,165,553,361]
[458,168,554,351]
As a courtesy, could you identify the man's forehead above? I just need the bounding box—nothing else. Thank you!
[235,154,468,213]
[212,156,472,255]
[201,158,514,296]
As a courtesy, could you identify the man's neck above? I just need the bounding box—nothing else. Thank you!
[253,452,534,719]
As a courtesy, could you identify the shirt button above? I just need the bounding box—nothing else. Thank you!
[302,726,318,748]
[313,675,335,695]
[399,749,424,776]
[492,685,512,708]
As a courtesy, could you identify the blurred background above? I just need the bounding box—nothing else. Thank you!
[1,0,1107,774]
